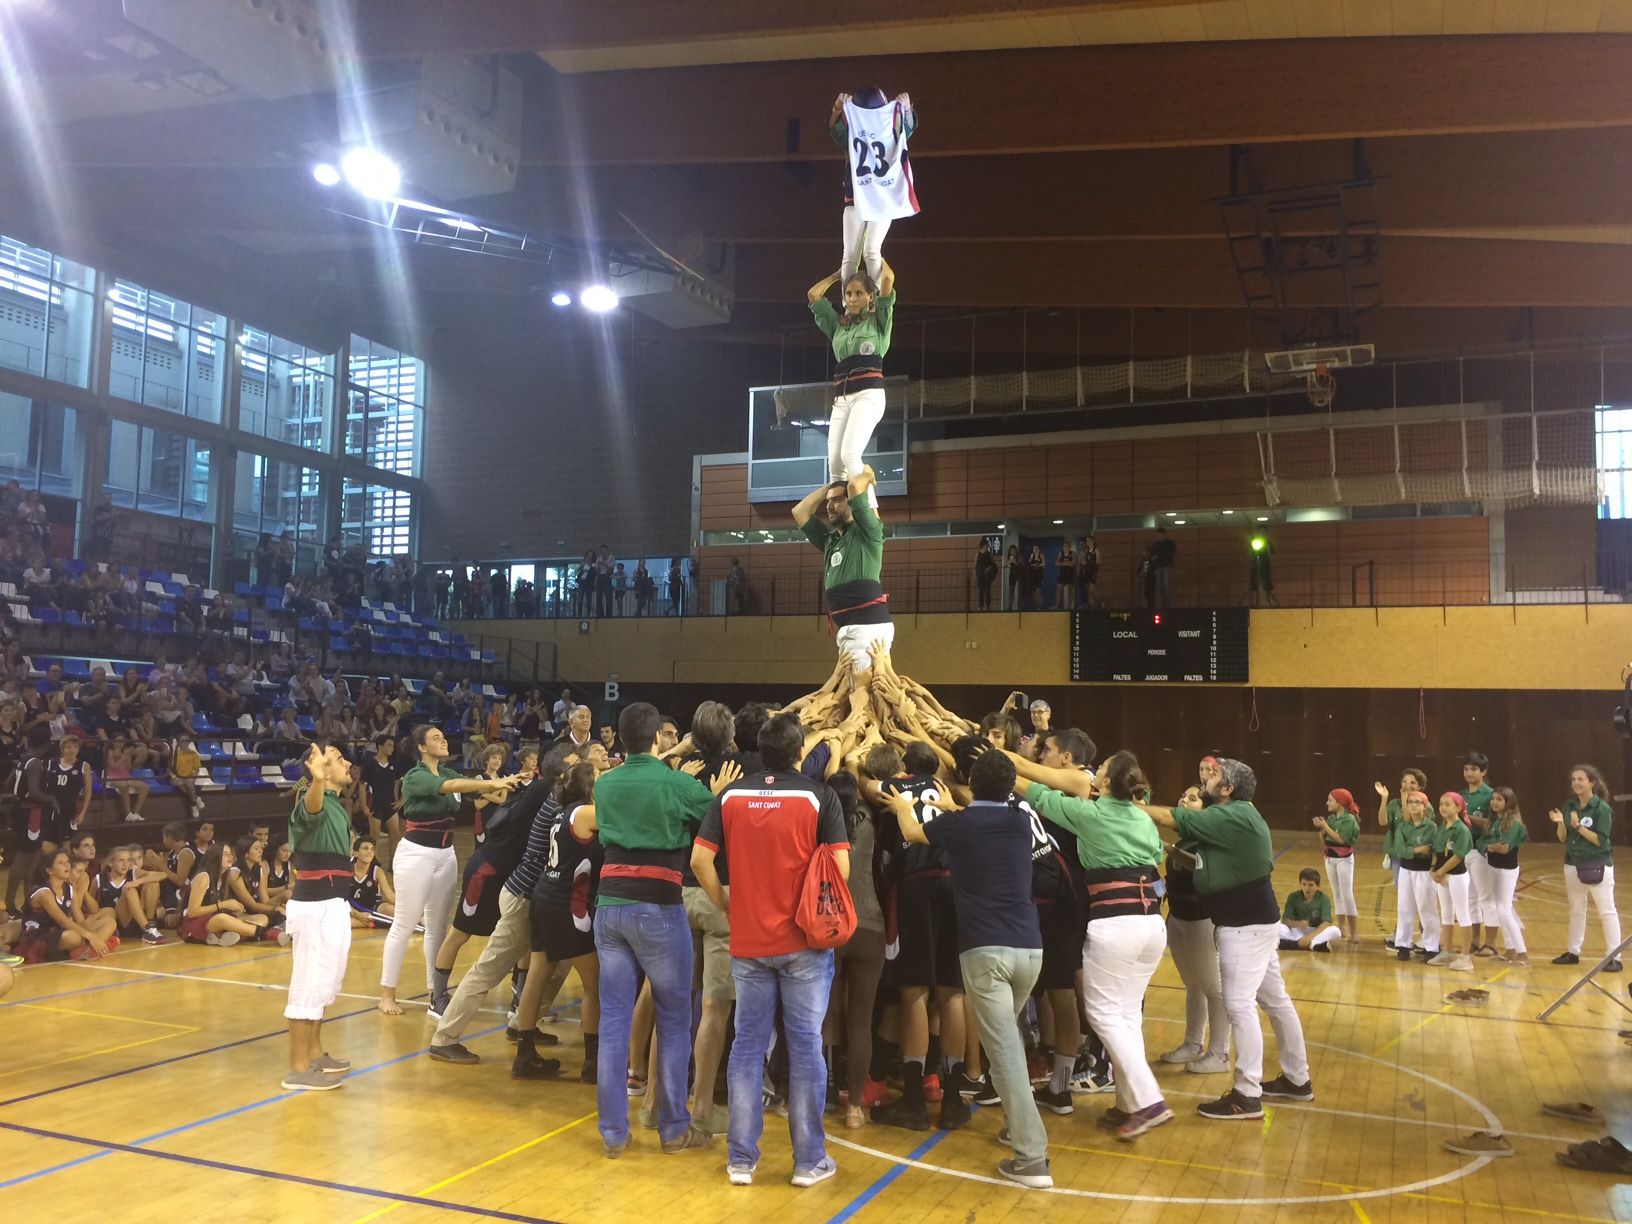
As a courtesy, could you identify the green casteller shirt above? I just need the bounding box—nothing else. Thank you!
[1485,815,1528,863]
[801,494,885,591]
[810,292,896,364]
[1396,816,1438,863]
[592,753,716,907]
[1171,800,1274,896]
[1463,782,1495,848]
[1564,795,1614,864]
[1431,819,1474,872]
[1024,783,1164,871]
[289,787,352,859]
[1321,810,1360,852]
[1282,889,1333,926]
[400,762,462,820]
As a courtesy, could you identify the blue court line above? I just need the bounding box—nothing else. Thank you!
[0,1118,563,1223]
[0,1018,503,1191]
[828,1126,957,1224]
[1272,842,1294,862]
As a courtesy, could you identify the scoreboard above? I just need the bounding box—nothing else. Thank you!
[1070,608,1249,684]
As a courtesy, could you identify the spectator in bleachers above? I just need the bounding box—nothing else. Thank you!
[118,665,147,708]
[324,668,351,718]
[21,556,50,607]
[348,618,374,657]
[2,641,26,689]
[173,733,203,816]
[145,653,176,689]
[268,641,296,687]
[0,699,23,784]
[364,700,398,740]
[145,675,191,739]
[0,479,20,519]
[555,705,593,754]
[224,651,259,716]
[36,661,74,704]
[451,676,477,712]
[461,696,488,744]
[270,707,307,754]
[254,532,277,585]
[204,591,235,648]
[518,689,548,751]
[89,493,117,563]
[127,706,171,775]
[551,687,573,731]
[497,692,519,748]
[176,586,205,637]
[104,738,150,822]
[18,489,48,550]
[77,666,111,718]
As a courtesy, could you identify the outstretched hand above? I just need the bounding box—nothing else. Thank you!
[711,760,744,795]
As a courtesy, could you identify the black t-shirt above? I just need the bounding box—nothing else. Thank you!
[96,709,130,739]
[1151,539,1177,569]
[880,774,951,875]
[360,756,401,815]
[923,800,1043,952]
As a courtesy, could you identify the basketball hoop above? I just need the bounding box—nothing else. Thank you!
[1306,362,1336,409]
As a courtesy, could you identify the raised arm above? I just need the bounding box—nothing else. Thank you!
[1374,782,1390,830]
[793,483,832,529]
[877,257,895,297]
[807,270,841,305]
[1005,750,1096,799]
[845,464,878,503]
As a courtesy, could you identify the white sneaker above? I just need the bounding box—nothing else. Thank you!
[1160,1042,1204,1065]
[123,812,146,823]
[1449,955,1475,972]
[1185,1050,1231,1075]
[790,1158,836,1188]
[727,1164,755,1186]
[205,931,240,947]
[1426,951,1456,967]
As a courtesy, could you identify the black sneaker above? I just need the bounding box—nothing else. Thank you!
[1313,943,1332,954]
[505,1026,561,1045]
[1605,960,1624,973]
[938,1094,972,1131]
[1413,947,1436,961]
[1261,1075,1314,1101]
[426,992,452,1021]
[947,1066,987,1100]
[579,1057,598,1084]
[1033,1085,1074,1115]
[510,1043,561,1079]
[1553,952,1581,966]
[1384,938,1398,950]
[429,1042,479,1065]
[1396,947,1412,961]
[1278,939,1299,951]
[1196,1089,1264,1120]
[872,1098,932,1132]
[971,1078,1002,1107]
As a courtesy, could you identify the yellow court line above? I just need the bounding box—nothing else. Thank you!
[1374,966,1511,1056]
[15,1002,199,1030]
[0,1028,198,1081]
[1405,1192,1621,1224]
[1350,1202,1373,1224]
[1050,1141,1358,1192]
[348,1110,597,1224]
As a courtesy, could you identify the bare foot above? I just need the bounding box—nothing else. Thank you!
[377,996,403,1016]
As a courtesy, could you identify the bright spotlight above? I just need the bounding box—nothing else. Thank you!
[311,162,341,187]
[580,285,618,313]
[340,147,401,199]
[1250,535,1267,553]
[550,291,572,307]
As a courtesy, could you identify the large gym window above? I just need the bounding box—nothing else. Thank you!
[0,233,95,388]
[238,327,335,450]
[1596,406,1632,518]
[106,280,227,422]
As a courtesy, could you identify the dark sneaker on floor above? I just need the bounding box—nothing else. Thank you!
[872,1098,932,1132]
[427,992,451,1021]
[971,1078,1002,1107]
[1552,952,1581,965]
[1098,1106,1131,1128]
[1261,1075,1314,1101]
[1396,947,1413,961]
[511,1045,561,1079]
[661,1124,715,1154]
[947,1067,988,1099]
[938,1094,972,1131]
[505,1025,561,1045]
[579,1057,597,1084]
[1033,1085,1074,1115]
[1116,1101,1175,1141]
[997,1157,1054,1189]
[281,1068,342,1091]
[429,1042,480,1065]
[141,926,165,944]
[1196,1090,1264,1120]
[1604,960,1624,973]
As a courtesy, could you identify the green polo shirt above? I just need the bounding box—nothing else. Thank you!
[810,292,896,363]
[801,495,885,590]
[592,753,715,907]
[1564,795,1614,864]
[1171,799,1274,896]
[1025,784,1164,871]
[1321,810,1360,851]
[1397,816,1438,862]
[401,762,462,820]
[1432,819,1473,868]
[289,786,352,859]
[1282,889,1333,927]
[1485,815,1528,859]
[1463,782,1494,848]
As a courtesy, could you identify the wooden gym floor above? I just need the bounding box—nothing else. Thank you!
[3,837,1631,1224]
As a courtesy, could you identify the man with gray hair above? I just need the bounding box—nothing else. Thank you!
[1137,757,1311,1121]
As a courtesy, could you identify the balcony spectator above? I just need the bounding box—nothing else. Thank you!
[1004,545,1022,611]
[595,545,614,617]
[513,578,536,618]
[1055,542,1076,610]
[18,489,48,550]
[726,558,748,616]
[411,561,432,617]
[1076,535,1099,610]
[1024,545,1046,611]
[1148,526,1177,608]
[667,558,683,615]
[634,560,655,617]
[89,493,117,563]
[975,540,998,611]
[433,569,451,619]
[688,540,700,613]
[612,563,627,616]
[490,568,509,619]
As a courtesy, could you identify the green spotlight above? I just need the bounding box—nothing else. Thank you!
[1250,535,1267,553]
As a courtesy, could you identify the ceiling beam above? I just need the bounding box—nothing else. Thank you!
[527,36,1632,164]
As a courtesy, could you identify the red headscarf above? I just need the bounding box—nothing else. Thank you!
[1328,788,1359,816]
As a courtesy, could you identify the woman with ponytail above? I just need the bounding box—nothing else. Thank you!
[807,254,897,509]
[1314,789,1361,944]
[1484,787,1528,965]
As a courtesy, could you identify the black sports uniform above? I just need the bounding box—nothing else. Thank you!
[452,781,535,937]
[1023,794,1085,992]
[530,800,603,962]
[880,774,962,991]
[349,859,383,913]
[43,755,87,845]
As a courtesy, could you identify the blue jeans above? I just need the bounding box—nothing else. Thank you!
[727,948,835,1171]
[595,902,695,1146]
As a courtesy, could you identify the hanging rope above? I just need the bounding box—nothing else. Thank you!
[1417,687,1427,740]
[1248,686,1261,733]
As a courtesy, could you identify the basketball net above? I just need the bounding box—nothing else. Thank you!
[1306,362,1336,409]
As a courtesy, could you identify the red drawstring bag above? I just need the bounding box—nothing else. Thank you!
[798,843,857,950]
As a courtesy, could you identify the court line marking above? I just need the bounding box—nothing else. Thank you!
[1374,967,1512,1056]
[0,1030,200,1081]
[0,948,293,1009]
[12,1002,199,1030]
[0,1119,564,1223]
[1049,1138,1355,1191]
[829,1126,955,1224]
[349,1111,598,1224]
[827,1038,1503,1206]
[1350,1202,1372,1224]
[0,1021,506,1190]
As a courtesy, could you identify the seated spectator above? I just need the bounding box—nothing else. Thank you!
[348,619,375,655]
[172,733,203,816]
[145,676,191,738]
[175,586,205,636]
[181,843,278,947]
[227,836,286,930]
[103,739,150,822]
[118,666,147,708]
[365,700,398,739]
[204,592,234,642]
[270,706,306,750]
[35,661,74,704]
[145,653,176,689]
[267,641,297,687]
[348,834,395,926]
[21,556,51,606]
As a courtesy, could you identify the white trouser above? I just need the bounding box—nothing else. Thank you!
[1325,855,1357,918]
[835,621,895,677]
[285,897,353,1021]
[1215,923,1310,1097]
[841,206,891,285]
[1465,851,1496,926]
[1166,915,1229,1055]
[381,839,457,991]
[1487,865,1526,953]
[1435,872,1472,928]
[1278,922,1341,948]
[1394,867,1440,949]
[1565,863,1622,957]
[1081,914,1167,1112]
[828,387,888,508]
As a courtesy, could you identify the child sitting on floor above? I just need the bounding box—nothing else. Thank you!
[1280,867,1343,952]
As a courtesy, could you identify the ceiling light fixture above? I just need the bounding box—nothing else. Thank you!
[311,162,341,187]
[580,284,619,312]
[550,291,572,307]
[1256,515,1270,522]
[339,147,401,199]
[1221,509,1235,516]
